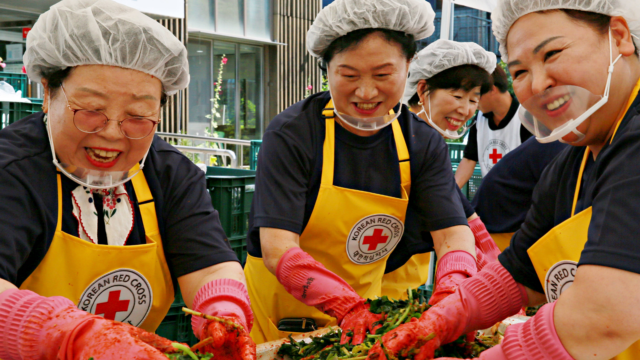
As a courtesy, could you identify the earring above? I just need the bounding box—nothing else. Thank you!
[418,101,423,106]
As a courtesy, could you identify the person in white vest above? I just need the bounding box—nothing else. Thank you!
[455,66,532,187]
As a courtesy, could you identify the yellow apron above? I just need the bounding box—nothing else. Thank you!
[245,101,411,343]
[381,252,431,300]
[489,232,514,252]
[20,168,174,332]
[527,80,640,360]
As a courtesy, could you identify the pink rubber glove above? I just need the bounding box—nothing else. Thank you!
[191,279,256,360]
[366,261,528,360]
[469,217,501,271]
[277,247,379,345]
[429,250,477,305]
[0,289,177,360]
[435,302,574,360]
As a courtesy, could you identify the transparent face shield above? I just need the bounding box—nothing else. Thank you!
[45,114,150,190]
[327,70,405,131]
[518,29,623,144]
[417,95,474,140]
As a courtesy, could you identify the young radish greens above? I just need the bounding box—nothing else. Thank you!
[278,289,491,360]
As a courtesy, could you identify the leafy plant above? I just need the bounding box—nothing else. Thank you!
[278,290,491,360]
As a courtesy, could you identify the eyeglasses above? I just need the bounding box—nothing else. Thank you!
[60,85,160,140]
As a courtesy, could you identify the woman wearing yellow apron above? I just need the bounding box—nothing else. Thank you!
[0,1,254,358]
[362,1,640,360]
[244,0,478,346]
[382,40,503,302]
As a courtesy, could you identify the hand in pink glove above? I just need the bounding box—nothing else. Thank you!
[365,262,529,360]
[0,289,178,360]
[469,217,501,271]
[339,302,383,345]
[434,302,574,360]
[191,279,256,360]
[276,247,373,344]
[429,250,477,305]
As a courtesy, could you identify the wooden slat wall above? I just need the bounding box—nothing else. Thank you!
[156,8,189,135]
[274,0,323,113]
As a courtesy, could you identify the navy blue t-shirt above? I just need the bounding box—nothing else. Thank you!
[472,137,568,233]
[0,113,238,287]
[247,92,468,273]
[499,91,640,293]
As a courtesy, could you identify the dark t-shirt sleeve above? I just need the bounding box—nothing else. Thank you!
[498,159,562,293]
[251,119,314,234]
[580,115,640,273]
[463,123,479,162]
[457,185,475,218]
[412,135,468,231]
[0,168,43,284]
[153,143,239,278]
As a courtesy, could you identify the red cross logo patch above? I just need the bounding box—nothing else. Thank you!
[346,214,404,265]
[482,139,510,172]
[78,269,153,327]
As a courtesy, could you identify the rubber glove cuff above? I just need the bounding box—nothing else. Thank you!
[191,278,254,338]
[0,288,85,360]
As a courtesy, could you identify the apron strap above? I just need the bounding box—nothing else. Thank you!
[56,173,63,233]
[130,166,161,240]
[321,100,411,196]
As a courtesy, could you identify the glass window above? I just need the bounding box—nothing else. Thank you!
[212,41,237,139]
[187,40,213,136]
[188,0,215,32]
[239,45,263,140]
[246,0,271,40]
[217,0,244,36]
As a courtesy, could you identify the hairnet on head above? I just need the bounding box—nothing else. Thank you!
[24,0,189,95]
[306,0,436,59]
[402,40,497,104]
[492,0,640,61]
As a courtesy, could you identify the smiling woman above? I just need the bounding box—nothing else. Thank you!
[0,0,256,359]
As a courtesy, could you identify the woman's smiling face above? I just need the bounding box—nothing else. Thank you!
[506,11,638,145]
[326,31,411,134]
[44,65,163,172]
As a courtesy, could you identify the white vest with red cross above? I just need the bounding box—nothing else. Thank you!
[476,109,522,177]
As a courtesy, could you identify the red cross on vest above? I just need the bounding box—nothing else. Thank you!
[95,290,131,320]
[489,148,503,164]
[362,228,389,251]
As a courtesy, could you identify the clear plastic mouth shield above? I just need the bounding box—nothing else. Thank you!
[417,96,473,140]
[45,115,148,190]
[333,104,402,131]
[518,29,622,144]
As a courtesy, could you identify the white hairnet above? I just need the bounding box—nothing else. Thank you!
[492,0,640,61]
[307,0,436,59]
[24,0,189,95]
[403,40,497,104]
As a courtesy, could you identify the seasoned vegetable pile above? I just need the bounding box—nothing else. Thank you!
[278,290,491,360]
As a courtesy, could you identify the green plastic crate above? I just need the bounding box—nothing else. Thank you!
[447,142,466,165]
[0,72,28,97]
[250,140,261,170]
[466,167,483,201]
[155,287,200,346]
[418,284,434,304]
[230,235,248,264]
[0,98,44,129]
[205,167,255,264]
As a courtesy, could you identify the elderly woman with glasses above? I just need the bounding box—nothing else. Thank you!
[0,0,254,358]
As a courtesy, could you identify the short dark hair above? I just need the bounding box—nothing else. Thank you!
[407,64,493,108]
[41,67,168,106]
[320,28,417,72]
[490,66,510,93]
